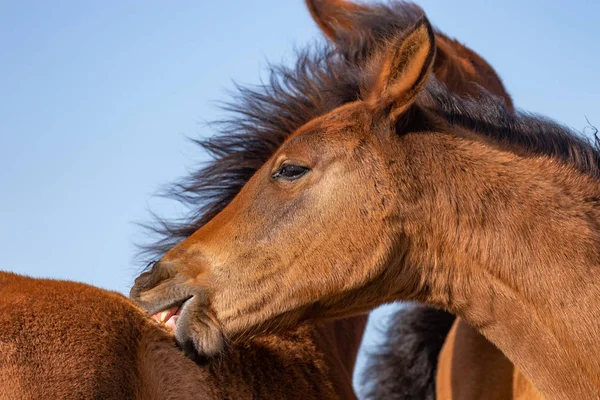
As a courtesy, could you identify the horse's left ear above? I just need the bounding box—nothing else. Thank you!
[367,17,436,121]
[306,0,366,40]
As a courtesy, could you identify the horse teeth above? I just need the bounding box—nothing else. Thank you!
[151,306,179,325]
[159,311,169,322]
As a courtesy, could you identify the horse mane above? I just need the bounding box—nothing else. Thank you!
[361,305,455,400]
[140,29,600,263]
[420,79,600,179]
[138,1,428,261]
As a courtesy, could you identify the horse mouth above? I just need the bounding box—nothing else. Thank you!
[152,297,192,332]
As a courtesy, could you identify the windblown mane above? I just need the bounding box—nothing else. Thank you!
[361,304,455,400]
[421,80,600,179]
[140,31,600,262]
[139,1,429,260]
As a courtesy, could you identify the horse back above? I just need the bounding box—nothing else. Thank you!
[0,271,214,400]
[0,272,358,399]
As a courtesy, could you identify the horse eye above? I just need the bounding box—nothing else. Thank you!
[272,164,310,181]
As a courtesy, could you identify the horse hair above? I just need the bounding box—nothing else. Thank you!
[138,1,429,262]
[138,3,599,263]
[361,305,455,400]
[420,80,600,179]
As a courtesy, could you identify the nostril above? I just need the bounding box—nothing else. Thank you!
[130,272,152,300]
[130,260,178,301]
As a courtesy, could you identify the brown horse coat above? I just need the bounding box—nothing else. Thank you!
[0,271,364,399]
[437,320,543,400]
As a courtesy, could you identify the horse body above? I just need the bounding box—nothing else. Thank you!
[0,271,364,399]
[132,11,600,399]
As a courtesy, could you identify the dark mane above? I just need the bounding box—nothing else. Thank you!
[139,1,599,263]
[361,304,455,400]
[139,1,427,261]
[421,80,600,178]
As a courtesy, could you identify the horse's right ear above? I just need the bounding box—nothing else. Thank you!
[305,0,366,40]
[367,17,436,121]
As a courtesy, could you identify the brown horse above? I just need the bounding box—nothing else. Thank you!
[0,271,364,399]
[143,0,529,398]
[132,13,600,400]
[132,2,527,399]
[145,2,532,398]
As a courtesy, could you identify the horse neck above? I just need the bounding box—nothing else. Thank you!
[391,134,600,398]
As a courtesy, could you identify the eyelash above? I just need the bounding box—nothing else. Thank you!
[272,164,310,181]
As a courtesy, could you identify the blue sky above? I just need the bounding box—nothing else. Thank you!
[1,0,598,394]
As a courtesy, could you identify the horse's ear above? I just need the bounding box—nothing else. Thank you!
[367,17,436,120]
[306,0,366,40]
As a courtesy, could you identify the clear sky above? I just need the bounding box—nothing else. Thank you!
[1,0,598,395]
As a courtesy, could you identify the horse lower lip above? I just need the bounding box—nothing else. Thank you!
[164,314,179,332]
